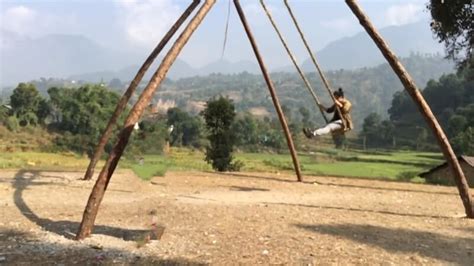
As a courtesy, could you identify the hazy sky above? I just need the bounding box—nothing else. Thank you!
[0,0,431,68]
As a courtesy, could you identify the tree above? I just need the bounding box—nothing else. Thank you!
[428,0,473,69]
[299,106,311,127]
[166,107,203,147]
[232,113,259,148]
[0,105,9,124]
[451,127,474,155]
[201,96,239,171]
[10,83,43,126]
[361,112,382,148]
[48,85,121,157]
[128,118,168,155]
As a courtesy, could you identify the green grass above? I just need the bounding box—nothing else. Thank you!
[0,151,93,171]
[235,149,442,181]
[0,148,443,182]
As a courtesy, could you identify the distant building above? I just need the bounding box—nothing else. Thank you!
[420,156,474,187]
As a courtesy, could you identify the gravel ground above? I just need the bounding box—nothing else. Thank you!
[0,169,473,265]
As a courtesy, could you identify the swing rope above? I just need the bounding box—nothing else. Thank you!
[283,0,347,130]
[221,0,232,58]
[260,0,329,123]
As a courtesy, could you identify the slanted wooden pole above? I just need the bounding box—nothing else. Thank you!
[260,0,329,123]
[82,0,201,181]
[76,0,216,240]
[346,0,474,218]
[234,0,303,182]
[283,0,345,129]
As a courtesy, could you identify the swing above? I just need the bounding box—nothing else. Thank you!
[260,0,351,133]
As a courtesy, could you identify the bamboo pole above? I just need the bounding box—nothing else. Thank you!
[260,0,328,123]
[345,0,474,218]
[283,0,346,129]
[76,0,217,240]
[82,0,201,180]
[234,0,303,182]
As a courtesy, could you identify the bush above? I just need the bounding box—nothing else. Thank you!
[6,116,19,132]
[396,171,419,181]
[202,96,237,172]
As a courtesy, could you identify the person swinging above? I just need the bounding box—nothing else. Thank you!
[303,87,353,138]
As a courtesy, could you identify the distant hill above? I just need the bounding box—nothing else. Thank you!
[69,59,197,83]
[197,60,260,76]
[0,32,138,87]
[0,21,445,87]
[302,21,443,71]
[69,59,261,83]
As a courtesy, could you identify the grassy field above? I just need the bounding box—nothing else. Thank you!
[0,148,444,182]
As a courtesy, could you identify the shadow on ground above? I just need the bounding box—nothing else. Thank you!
[0,228,205,265]
[296,223,474,264]
[227,185,270,192]
[12,169,153,241]
[263,201,452,219]
[210,172,458,196]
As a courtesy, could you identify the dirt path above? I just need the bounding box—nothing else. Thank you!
[0,169,473,264]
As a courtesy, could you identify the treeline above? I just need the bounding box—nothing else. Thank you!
[0,83,305,157]
[1,83,123,156]
[1,54,466,156]
[359,59,473,155]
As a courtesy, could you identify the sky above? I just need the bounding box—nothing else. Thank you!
[0,0,431,68]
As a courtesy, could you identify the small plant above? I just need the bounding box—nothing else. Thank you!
[396,171,419,181]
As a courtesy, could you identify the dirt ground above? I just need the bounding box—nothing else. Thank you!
[0,169,473,265]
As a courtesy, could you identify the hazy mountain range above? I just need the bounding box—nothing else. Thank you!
[0,20,444,87]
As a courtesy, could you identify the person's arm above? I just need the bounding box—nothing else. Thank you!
[326,104,336,113]
[334,99,344,108]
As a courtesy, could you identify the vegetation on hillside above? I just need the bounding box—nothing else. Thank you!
[360,60,473,155]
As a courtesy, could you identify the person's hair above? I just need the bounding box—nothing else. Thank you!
[333,87,344,98]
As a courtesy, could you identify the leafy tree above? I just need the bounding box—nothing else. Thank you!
[360,113,395,149]
[361,113,381,148]
[37,99,52,125]
[128,119,168,155]
[448,114,467,137]
[428,0,473,69]
[0,106,9,124]
[299,106,311,127]
[201,96,239,171]
[10,83,43,126]
[232,113,259,148]
[451,127,474,155]
[166,107,203,147]
[5,116,19,132]
[48,84,121,156]
[385,64,473,153]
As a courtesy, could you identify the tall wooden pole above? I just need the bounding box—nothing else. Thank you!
[346,0,473,218]
[234,0,303,182]
[260,0,329,123]
[82,0,201,181]
[76,0,217,240]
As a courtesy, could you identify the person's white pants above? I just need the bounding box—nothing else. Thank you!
[312,120,343,136]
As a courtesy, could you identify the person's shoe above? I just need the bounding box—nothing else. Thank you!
[303,128,314,139]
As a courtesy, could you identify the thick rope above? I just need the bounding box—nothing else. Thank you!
[221,0,232,58]
[284,0,346,129]
[260,0,328,123]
